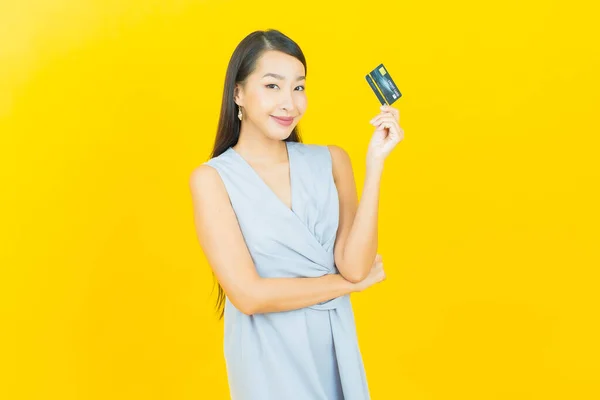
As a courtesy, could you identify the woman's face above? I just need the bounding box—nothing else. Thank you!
[235,50,307,140]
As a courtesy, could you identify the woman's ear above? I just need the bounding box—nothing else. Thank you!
[233,83,244,107]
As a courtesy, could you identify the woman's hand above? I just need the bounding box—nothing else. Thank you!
[352,254,386,292]
[366,105,404,169]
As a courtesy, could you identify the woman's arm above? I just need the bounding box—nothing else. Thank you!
[247,274,356,314]
[190,164,362,316]
[328,145,382,283]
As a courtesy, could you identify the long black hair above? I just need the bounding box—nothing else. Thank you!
[208,29,307,319]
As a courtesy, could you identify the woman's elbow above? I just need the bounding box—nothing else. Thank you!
[227,285,261,316]
[336,256,369,284]
[230,296,257,316]
[339,267,369,284]
[235,290,275,315]
[344,274,366,284]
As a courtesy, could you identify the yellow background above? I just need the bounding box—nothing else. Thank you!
[2,0,599,399]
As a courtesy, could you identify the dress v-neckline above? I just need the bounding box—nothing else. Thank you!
[229,141,295,214]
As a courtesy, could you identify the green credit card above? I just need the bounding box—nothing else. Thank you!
[366,63,402,105]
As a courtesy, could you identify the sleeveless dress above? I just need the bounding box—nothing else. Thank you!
[203,141,370,400]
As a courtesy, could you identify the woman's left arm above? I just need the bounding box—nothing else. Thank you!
[329,105,404,283]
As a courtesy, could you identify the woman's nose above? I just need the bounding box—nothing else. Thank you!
[278,91,295,112]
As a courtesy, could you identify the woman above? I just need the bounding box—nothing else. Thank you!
[189,29,403,400]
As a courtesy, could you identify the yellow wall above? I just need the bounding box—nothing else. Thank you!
[2,1,599,399]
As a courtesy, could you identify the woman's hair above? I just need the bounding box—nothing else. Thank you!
[208,29,307,319]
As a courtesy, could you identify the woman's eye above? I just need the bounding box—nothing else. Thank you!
[265,84,305,91]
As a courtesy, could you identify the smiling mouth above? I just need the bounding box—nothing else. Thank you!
[270,115,295,127]
[271,116,294,122]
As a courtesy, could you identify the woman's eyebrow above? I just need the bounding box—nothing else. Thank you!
[262,73,306,81]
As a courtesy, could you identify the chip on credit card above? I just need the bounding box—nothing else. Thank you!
[365,63,402,105]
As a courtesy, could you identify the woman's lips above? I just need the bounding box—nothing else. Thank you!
[271,115,294,126]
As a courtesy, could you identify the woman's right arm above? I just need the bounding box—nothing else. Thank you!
[189,165,384,316]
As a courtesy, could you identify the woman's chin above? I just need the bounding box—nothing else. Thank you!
[266,126,295,140]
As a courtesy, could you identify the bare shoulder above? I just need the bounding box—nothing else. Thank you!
[326,144,353,182]
[189,163,222,191]
[188,163,233,224]
[326,144,349,159]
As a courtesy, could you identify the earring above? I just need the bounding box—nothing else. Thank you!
[237,106,243,121]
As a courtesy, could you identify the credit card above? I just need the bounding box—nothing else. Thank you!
[366,75,386,105]
[365,63,402,105]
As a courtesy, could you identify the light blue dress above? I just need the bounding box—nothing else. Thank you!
[203,141,370,400]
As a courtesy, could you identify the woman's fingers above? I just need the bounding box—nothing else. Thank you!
[370,113,398,127]
[369,110,391,124]
[371,115,395,125]
[371,116,400,134]
[369,111,389,124]
[370,106,399,123]
[382,105,400,122]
